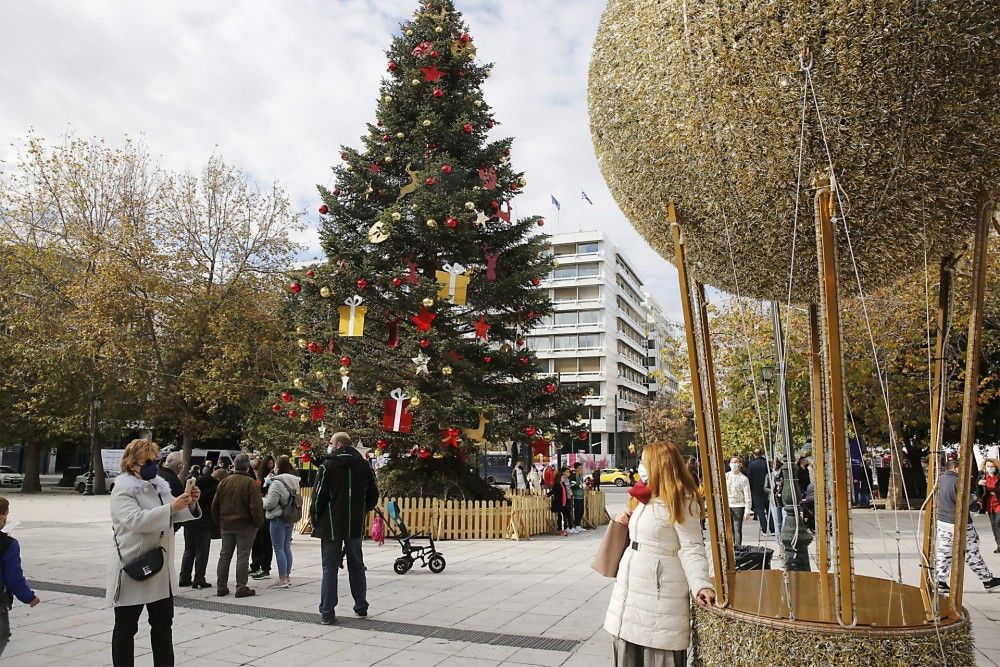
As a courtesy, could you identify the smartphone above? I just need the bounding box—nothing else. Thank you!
[185,477,196,495]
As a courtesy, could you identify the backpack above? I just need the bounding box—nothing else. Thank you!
[278,481,303,524]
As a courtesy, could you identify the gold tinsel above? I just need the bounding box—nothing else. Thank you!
[588,0,1000,302]
[692,605,974,667]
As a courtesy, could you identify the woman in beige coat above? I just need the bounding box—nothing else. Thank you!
[604,441,715,666]
[107,439,201,667]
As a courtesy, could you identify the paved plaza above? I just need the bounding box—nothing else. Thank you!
[4,490,1000,666]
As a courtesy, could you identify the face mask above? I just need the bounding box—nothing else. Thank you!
[730,462,740,473]
[637,462,649,484]
[989,466,997,474]
[139,460,159,480]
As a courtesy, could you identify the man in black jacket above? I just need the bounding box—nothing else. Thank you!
[179,471,221,589]
[747,449,773,535]
[311,432,378,625]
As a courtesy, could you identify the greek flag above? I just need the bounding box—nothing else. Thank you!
[581,190,593,205]
[550,194,561,211]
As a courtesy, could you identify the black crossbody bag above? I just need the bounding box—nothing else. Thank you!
[114,490,166,583]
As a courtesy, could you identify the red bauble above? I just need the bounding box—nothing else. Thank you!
[288,410,298,419]
[503,148,511,157]
[519,356,530,365]
[347,395,358,406]
[318,204,328,215]
[290,282,302,294]
[462,123,473,134]
[430,50,439,58]
[333,187,340,195]
[425,177,436,186]
[490,200,499,209]
[418,447,431,459]
[441,164,453,174]
[531,278,541,286]
[340,355,352,366]
[578,431,589,441]
[388,61,398,72]
[517,338,525,346]
[483,355,492,363]
[357,278,368,289]
[340,151,348,160]
[377,438,387,448]
[432,88,444,98]
[545,383,556,394]
[429,142,438,150]
[537,219,545,227]
[307,342,319,353]
[306,269,316,279]
[460,33,471,43]
[271,404,282,414]
[419,338,430,348]
[391,277,403,287]
[525,425,538,437]
[382,133,391,142]
[486,120,494,129]
[281,391,293,403]
[446,217,458,229]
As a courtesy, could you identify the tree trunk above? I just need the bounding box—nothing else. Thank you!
[21,441,42,493]
[92,439,108,494]
[181,429,194,481]
[885,434,907,510]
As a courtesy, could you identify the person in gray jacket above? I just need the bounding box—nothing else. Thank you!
[107,439,201,667]
[262,455,301,589]
[936,458,1000,591]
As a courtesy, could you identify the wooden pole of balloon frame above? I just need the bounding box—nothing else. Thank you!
[807,305,830,594]
[669,201,734,606]
[813,171,856,626]
[949,193,996,614]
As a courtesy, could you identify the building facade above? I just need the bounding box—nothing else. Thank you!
[526,230,677,462]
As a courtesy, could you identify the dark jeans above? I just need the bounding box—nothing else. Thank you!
[251,521,272,573]
[320,538,367,619]
[0,610,9,658]
[554,507,572,531]
[218,528,257,589]
[112,596,174,667]
[573,498,585,528]
[730,508,744,548]
[990,512,1000,550]
[753,498,774,534]
[179,524,212,584]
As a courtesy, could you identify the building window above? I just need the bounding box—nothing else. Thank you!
[647,339,656,349]
[554,311,578,327]
[554,266,577,280]
[554,358,577,372]
[577,242,599,254]
[579,357,602,372]
[553,287,576,302]
[578,285,601,301]
[579,333,601,349]
[553,243,576,256]
[554,334,577,349]
[577,263,600,277]
[578,309,601,324]
[646,356,657,367]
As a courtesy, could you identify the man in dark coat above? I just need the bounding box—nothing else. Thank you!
[178,470,221,589]
[158,452,184,497]
[311,432,378,625]
[747,448,773,534]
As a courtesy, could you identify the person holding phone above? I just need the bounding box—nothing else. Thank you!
[107,439,201,667]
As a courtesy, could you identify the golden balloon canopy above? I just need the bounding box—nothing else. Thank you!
[588,0,1000,303]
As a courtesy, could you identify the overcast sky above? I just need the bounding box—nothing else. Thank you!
[0,0,681,319]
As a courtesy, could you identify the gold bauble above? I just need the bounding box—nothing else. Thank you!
[320,286,331,298]
[391,212,402,221]
[376,383,384,392]
[299,398,310,409]
[422,119,432,127]
[297,338,309,349]
[441,366,453,376]
[433,451,445,459]
[464,201,475,210]
[382,94,392,102]
[411,78,420,86]
[422,297,434,307]
[345,164,353,171]
[292,378,303,389]
[396,132,405,139]
[299,414,309,423]
[405,29,414,36]
[315,371,326,380]
[410,396,421,407]
[588,0,999,302]
[384,155,393,163]
[473,99,482,107]
[295,325,306,335]
[426,219,438,228]
[375,448,384,456]
[519,177,527,187]
[339,366,350,376]
[435,26,443,33]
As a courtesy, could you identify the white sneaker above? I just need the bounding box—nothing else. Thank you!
[571,527,582,534]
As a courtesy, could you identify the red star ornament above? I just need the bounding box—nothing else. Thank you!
[420,65,446,82]
[411,307,437,332]
[474,316,490,340]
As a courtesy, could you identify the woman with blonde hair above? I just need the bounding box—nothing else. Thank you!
[107,439,202,667]
[978,457,1000,552]
[605,441,715,665]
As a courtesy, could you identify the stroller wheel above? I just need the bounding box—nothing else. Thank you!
[394,557,413,575]
[428,554,446,574]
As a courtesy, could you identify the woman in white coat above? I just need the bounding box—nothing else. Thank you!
[605,441,715,666]
[107,439,201,667]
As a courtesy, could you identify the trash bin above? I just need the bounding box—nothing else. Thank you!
[734,545,774,571]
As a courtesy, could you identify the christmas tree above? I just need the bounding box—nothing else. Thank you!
[270,0,587,499]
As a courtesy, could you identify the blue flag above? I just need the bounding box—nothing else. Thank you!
[551,195,561,210]
[581,190,593,205]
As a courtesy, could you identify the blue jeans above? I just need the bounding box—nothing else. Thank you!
[771,505,784,533]
[320,538,367,619]
[269,520,294,578]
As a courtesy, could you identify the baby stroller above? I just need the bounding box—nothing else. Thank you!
[374,500,447,575]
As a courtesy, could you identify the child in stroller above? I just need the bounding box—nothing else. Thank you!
[374,500,447,574]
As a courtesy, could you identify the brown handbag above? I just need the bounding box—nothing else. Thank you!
[591,517,629,577]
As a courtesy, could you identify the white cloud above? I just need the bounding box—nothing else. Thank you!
[0,0,681,320]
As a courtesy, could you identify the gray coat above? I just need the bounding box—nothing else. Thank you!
[106,473,199,607]
[262,473,301,521]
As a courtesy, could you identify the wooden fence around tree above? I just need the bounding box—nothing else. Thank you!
[295,487,607,540]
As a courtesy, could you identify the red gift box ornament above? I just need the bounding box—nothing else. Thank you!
[310,402,326,423]
[382,387,413,433]
[442,427,461,447]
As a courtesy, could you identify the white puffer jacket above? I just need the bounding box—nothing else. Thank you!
[263,473,302,521]
[604,498,713,650]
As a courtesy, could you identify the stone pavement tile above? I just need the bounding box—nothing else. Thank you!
[409,637,470,656]
[372,648,449,666]
[436,657,501,667]
[560,652,608,667]
[32,636,108,659]
[504,647,573,666]
[1,631,76,658]
[4,653,67,666]
[454,643,520,662]
[45,618,110,640]
[976,648,999,667]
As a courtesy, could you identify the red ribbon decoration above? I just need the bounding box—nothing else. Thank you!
[442,427,461,447]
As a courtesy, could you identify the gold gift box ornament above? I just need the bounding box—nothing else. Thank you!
[436,263,470,305]
[338,295,367,337]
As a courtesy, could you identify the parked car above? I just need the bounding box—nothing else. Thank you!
[481,452,513,485]
[0,466,24,488]
[74,470,114,493]
[596,468,633,487]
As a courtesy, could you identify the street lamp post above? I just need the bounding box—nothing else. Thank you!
[85,396,103,496]
[761,365,775,454]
